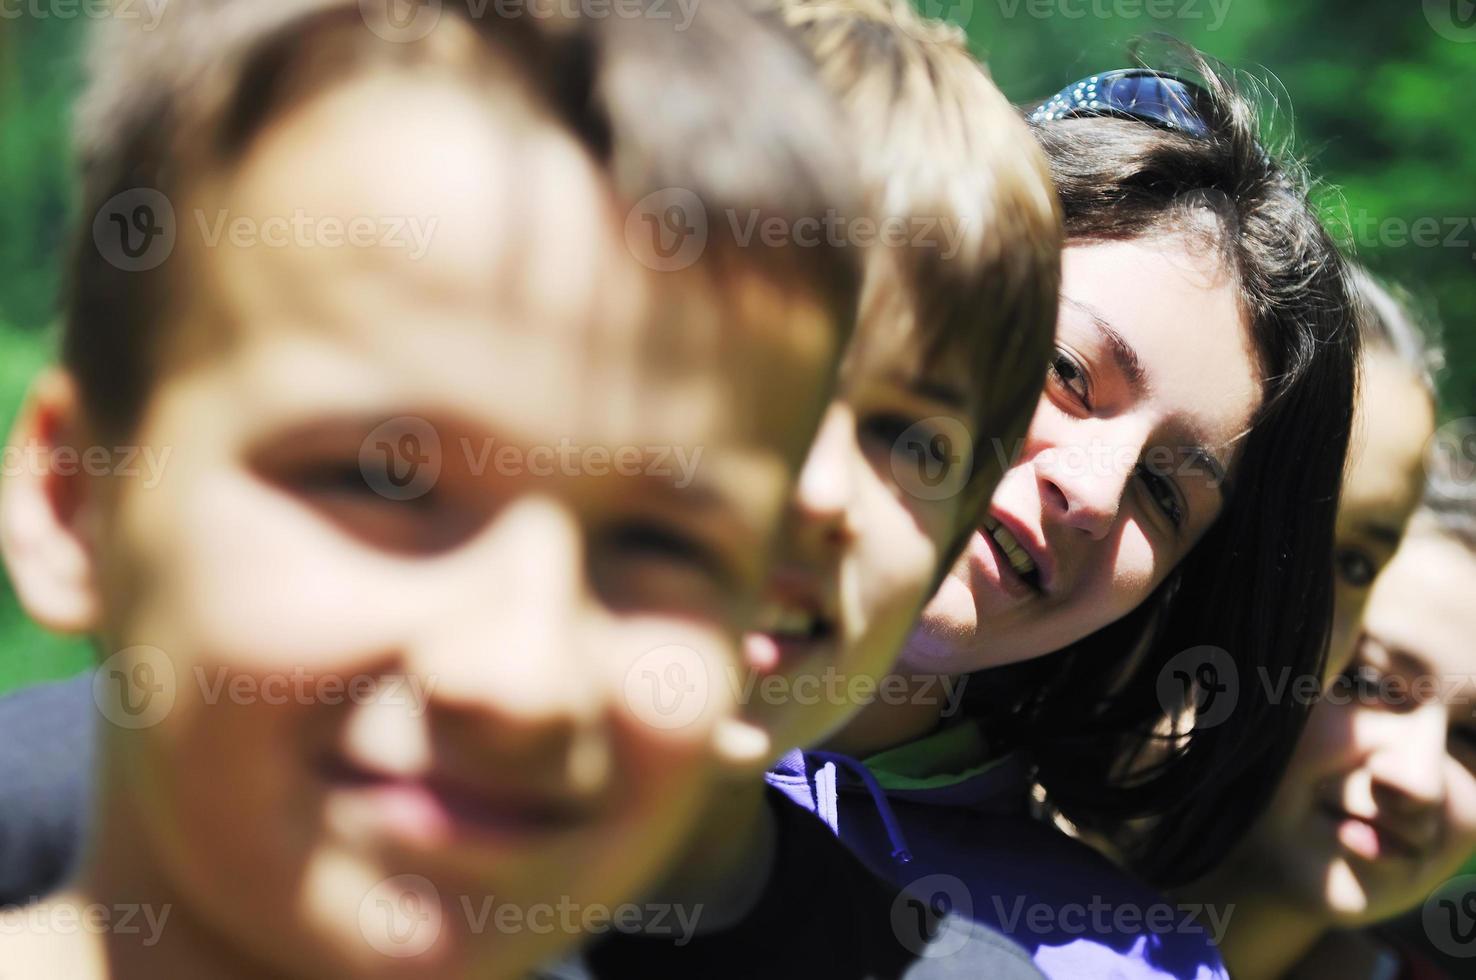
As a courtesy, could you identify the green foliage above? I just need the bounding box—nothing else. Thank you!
[957,0,1476,417]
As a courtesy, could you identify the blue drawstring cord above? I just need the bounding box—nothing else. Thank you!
[808,750,914,865]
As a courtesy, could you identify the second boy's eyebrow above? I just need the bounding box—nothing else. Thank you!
[886,371,968,409]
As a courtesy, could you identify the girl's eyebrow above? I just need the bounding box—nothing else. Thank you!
[1062,295,1145,391]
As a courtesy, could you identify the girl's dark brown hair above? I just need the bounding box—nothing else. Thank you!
[967,40,1359,886]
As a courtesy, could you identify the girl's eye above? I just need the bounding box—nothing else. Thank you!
[1135,463,1184,528]
[1335,547,1377,588]
[1048,349,1091,407]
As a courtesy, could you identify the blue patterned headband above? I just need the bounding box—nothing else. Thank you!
[1028,68,1213,139]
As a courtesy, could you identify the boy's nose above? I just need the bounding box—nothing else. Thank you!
[791,403,858,550]
[409,495,605,743]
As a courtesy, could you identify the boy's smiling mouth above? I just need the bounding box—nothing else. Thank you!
[321,755,595,855]
[744,566,840,674]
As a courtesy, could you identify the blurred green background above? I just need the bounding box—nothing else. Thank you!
[0,4,1473,695]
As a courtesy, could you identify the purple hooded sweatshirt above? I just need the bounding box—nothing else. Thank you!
[766,721,1232,980]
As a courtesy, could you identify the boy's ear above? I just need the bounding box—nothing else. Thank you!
[0,369,104,633]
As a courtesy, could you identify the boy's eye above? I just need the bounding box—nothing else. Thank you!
[601,521,728,583]
[1048,348,1091,408]
[860,411,920,454]
[1334,547,1377,588]
[295,461,383,498]
[1450,727,1476,765]
[1135,463,1184,529]
[862,411,968,490]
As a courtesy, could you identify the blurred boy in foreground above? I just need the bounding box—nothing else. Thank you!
[0,1,863,976]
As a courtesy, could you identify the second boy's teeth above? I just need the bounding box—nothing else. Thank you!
[758,602,817,638]
[983,516,1037,578]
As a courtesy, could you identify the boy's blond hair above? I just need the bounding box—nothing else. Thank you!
[777,0,1062,559]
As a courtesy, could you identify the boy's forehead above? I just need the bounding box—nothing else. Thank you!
[171,68,833,459]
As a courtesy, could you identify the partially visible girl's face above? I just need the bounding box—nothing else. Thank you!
[902,235,1262,674]
[1234,522,1476,924]
[1326,350,1436,677]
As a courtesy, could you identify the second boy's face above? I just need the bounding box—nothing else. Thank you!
[85,72,838,977]
[739,314,986,755]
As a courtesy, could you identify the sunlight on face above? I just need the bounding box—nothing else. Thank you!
[906,234,1261,674]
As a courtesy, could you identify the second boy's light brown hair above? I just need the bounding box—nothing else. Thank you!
[775,0,1063,560]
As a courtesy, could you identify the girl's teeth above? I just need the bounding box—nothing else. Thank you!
[985,518,1037,577]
